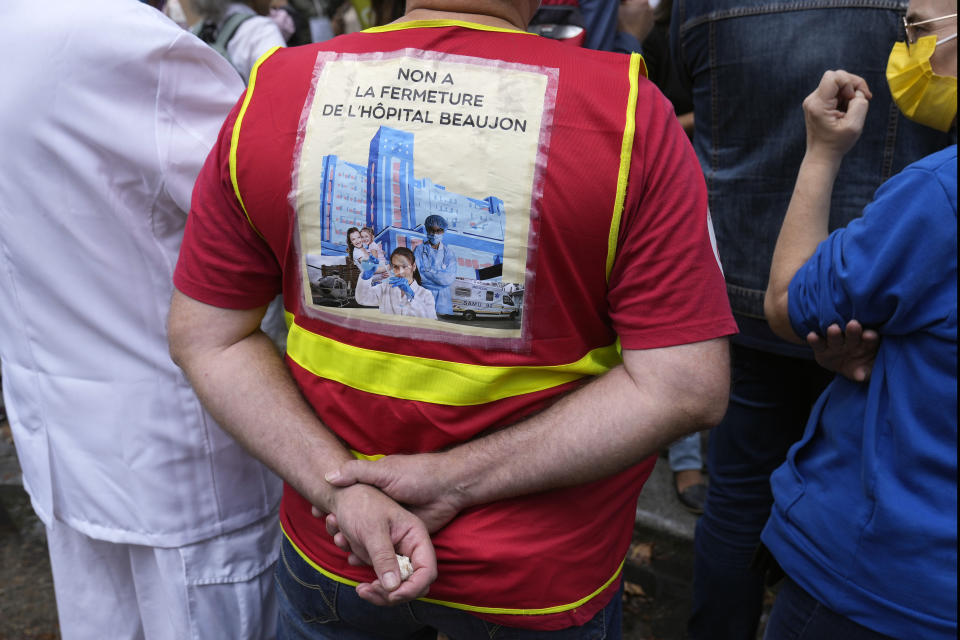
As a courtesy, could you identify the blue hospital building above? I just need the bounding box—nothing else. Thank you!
[317,126,506,279]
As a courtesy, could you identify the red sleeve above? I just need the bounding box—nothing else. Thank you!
[607,81,736,350]
[173,103,283,310]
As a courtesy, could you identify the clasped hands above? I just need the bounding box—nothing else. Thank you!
[314,452,465,606]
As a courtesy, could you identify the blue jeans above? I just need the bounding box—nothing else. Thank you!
[763,577,896,640]
[275,536,623,640]
[667,432,702,472]
[687,345,832,640]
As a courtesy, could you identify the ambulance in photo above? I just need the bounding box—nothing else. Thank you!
[450,277,523,321]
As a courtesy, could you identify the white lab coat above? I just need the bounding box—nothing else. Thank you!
[0,0,281,548]
[355,276,438,319]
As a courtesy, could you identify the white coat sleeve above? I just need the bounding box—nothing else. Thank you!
[156,31,245,214]
[354,273,384,307]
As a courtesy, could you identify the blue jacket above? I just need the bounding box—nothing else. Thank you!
[414,242,457,315]
[763,146,958,639]
[671,0,955,355]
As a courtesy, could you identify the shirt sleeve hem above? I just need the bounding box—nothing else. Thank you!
[618,316,738,351]
[173,272,279,311]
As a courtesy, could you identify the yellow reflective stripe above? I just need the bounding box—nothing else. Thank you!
[281,524,623,615]
[635,53,649,80]
[229,45,282,240]
[282,523,363,588]
[286,321,621,406]
[606,53,643,281]
[350,449,384,461]
[419,560,623,615]
[363,19,535,36]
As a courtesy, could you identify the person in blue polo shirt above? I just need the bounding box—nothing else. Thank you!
[763,1,957,637]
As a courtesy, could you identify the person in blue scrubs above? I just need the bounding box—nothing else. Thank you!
[414,214,458,316]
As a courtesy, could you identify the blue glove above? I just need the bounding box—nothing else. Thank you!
[360,259,377,280]
[389,276,415,300]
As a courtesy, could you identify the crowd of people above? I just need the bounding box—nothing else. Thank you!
[0,0,955,639]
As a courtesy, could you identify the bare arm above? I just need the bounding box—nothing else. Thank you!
[618,0,655,44]
[765,70,872,343]
[434,338,730,505]
[167,290,436,604]
[326,337,730,534]
[677,111,695,139]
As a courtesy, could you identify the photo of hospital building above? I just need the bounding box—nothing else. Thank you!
[317,125,506,281]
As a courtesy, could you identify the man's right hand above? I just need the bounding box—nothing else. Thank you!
[806,319,879,382]
[329,483,438,605]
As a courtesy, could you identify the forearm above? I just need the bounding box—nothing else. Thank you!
[677,112,694,139]
[441,339,730,509]
[765,151,841,342]
[766,70,871,343]
[617,0,655,46]
[354,274,380,306]
[168,292,354,513]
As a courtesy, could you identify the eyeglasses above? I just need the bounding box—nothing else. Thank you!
[901,12,957,51]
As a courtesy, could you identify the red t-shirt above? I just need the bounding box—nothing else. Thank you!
[175,20,735,630]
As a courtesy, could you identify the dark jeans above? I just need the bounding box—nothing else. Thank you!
[763,577,896,640]
[275,535,623,640]
[687,344,832,640]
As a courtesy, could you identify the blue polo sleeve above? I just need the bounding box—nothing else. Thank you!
[788,157,957,339]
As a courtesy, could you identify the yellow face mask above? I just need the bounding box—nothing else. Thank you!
[886,35,958,132]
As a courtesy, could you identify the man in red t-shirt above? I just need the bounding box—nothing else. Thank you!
[168,0,736,636]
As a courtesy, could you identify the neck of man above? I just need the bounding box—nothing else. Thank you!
[398,1,533,31]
